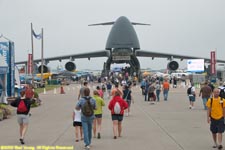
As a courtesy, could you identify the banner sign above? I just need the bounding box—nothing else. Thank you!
[210,51,216,75]
[28,54,33,74]
[0,42,15,97]
[187,59,204,72]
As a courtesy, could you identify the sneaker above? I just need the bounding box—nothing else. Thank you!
[189,105,192,109]
[218,145,223,149]
[97,133,101,139]
[19,138,25,145]
[113,136,117,139]
[84,145,90,149]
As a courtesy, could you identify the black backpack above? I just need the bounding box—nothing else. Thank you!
[219,87,225,99]
[187,87,192,95]
[82,97,94,117]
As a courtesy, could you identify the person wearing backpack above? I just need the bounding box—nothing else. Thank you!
[76,87,96,149]
[10,90,35,145]
[108,91,128,139]
[206,88,225,149]
[187,83,196,109]
[218,82,225,99]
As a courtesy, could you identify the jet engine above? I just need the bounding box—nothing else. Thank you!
[38,65,49,73]
[65,61,76,71]
[167,61,179,71]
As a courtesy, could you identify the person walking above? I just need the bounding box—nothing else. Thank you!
[108,91,128,139]
[206,88,225,149]
[76,87,96,149]
[25,84,34,100]
[96,86,104,99]
[199,82,212,110]
[144,80,150,101]
[187,83,196,109]
[162,79,170,101]
[72,108,83,142]
[10,90,35,145]
[106,81,112,99]
[78,81,88,99]
[155,81,161,102]
[148,82,156,104]
[92,90,105,139]
[111,84,123,97]
[218,82,225,99]
[122,85,133,116]
[140,79,146,95]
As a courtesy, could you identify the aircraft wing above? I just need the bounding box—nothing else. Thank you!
[15,50,109,65]
[136,50,225,63]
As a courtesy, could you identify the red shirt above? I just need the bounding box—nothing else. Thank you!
[108,96,128,115]
[163,81,170,90]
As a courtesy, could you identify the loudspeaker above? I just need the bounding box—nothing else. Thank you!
[167,61,179,71]
[65,62,76,71]
[38,65,48,73]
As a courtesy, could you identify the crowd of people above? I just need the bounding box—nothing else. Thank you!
[140,76,225,150]
[74,80,131,149]
[9,75,225,150]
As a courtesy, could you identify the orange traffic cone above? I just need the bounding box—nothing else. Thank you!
[60,86,65,94]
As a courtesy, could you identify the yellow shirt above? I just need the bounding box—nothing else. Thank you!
[93,95,105,115]
[206,97,225,120]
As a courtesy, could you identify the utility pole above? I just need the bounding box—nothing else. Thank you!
[41,28,44,87]
[31,23,34,87]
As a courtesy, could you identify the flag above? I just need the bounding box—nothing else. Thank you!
[32,29,42,40]
[210,51,216,75]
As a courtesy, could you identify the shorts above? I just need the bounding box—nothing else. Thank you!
[73,121,82,127]
[210,117,225,134]
[17,114,29,124]
[126,100,131,107]
[189,95,195,102]
[95,114,102,118]
[111,114,123,122]
[148,93,154,97]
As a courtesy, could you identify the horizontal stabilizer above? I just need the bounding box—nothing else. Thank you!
[88,22,115,26]
[131,22,151,26]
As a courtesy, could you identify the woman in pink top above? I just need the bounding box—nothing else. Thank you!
[96,86,104,98]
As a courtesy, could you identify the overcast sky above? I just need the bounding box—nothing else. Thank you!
[0,0,225,71]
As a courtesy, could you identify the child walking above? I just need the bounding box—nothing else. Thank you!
[72,108,83,142]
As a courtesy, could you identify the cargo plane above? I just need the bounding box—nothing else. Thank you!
[15,16,225,77]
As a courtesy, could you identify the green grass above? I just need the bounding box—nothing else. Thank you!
[34,85,60,94]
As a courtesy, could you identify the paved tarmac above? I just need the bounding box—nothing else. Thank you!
[0,83,218,150]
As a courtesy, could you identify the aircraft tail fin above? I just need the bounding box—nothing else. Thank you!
[88,22,115,26]
[131,22,151,26]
